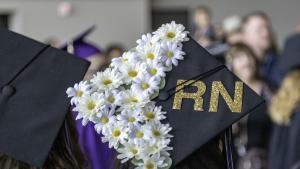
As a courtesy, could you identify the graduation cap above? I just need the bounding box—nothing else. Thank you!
[154,35,264,167]
[278,33,300,74]
[0,28,90,167]
[67,21,265,169]
[61,25,102,59]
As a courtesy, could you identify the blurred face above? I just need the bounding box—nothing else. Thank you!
[242,16,271,55]
[232,52,256,81]
[195,11,211,28]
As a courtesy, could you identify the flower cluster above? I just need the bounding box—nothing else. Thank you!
[66,21,188,169]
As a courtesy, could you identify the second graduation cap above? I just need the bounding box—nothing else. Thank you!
[67,21,265,168]
[0,28,90,167]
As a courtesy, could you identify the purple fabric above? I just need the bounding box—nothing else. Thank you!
[73,41,102,59]
[74,113,115,169]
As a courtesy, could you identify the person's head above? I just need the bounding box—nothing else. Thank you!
[241,11,275,59]
[222,15,242,44]
[194,5,212,28]
[106,44,124,61]
[226,43,260,82]
[0,113,86,169]
[269,67,300,125]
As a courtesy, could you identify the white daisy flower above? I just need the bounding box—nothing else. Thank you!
[91,68,123,91]
[103,90,122,107]
[136,153,167,169]
[66,81,90,105]
[144,140,172,157]
[102,122,128,149]
[161,41,185,67]
[145,59,167,78]
[118,89,149,109]
[110,51,140,68]
[154,21,188,43]
[142,103,167,122]
[138,43,162,61]
[136,33,160,50]
[145,122,172,141]
[117,108,143,127]
[117,140,143,163]
[131,74,160,96]
[74,93,104,125]
[129,124,151,142]
[95,106,116,134]
[119,62,147,84]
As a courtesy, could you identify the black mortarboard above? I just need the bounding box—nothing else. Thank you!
[0,28,90,167]
[154,36,265,166]
[278,33,300,74]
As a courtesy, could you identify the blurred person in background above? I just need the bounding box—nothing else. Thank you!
[226,43,272,169]
[207,15,243,63]
[63,27,114,169]
[192,5,217,48]
[105,44,124,61]
[268,67,300,169]
[223,15,243,45]
[241,11,281,90]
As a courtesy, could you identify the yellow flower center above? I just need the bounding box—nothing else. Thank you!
[141,83,149,89]
[128,70,138,77]
[149,68,157,75]
[100,117,109,124]
[112,129,121,137]
[146,53,155,60]
[127,117,136,123]
[166,51,174,58]
[107,96,115,103]
[76,90,83,97]
[87,101,96,110]
[130,148,139,155]
[102,79,112,85]
[146,162,154,169]
[122,58,128,62]
[166,31,176,39]
[135,131,144,138]
[130,97,138,103]
[148,145,159,154]
[145,111,155,119]
[153,130,161,137]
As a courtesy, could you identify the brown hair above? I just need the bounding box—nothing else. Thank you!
[242,11,278,53]
[195,5,212,17]
[226,43,261,80]
[0,112,86,169]
[269,68,300,125]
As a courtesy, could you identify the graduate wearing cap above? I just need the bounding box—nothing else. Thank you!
[67,21,265,169]
[268,67,300,169]
[0,28,90,168]
[63,26,115,169]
